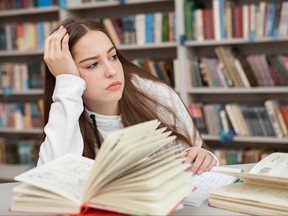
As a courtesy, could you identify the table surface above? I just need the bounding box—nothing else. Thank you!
[0,163,253,216]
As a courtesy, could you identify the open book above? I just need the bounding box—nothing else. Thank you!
[208,152,288,216]
[10,120,194,215]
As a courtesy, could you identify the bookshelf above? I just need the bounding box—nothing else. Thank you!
[0,1,59,180]
[181,0,288,164]
[1,0,288,179]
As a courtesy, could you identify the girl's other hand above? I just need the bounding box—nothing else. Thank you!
[182,147,217,175]
[43,26,79,77]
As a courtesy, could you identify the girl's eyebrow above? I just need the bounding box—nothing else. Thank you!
[78,46,115,64]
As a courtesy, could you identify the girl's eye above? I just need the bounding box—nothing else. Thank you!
[109,54,118,61]
[87,62,98,69]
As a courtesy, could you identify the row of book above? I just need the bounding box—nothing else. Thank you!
[0,62,44,94]
[184,0,288,41]
[133,58,174,87]
[211,148,278,165]
[187,46,288,88]
[0,20,58,51]
[0,138,35,166]
[0,102,42,129]
[103,11,176,46]
[0,0,57,9]
[188,100,288,139]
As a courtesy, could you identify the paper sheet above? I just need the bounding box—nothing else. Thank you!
[184,166,241,206]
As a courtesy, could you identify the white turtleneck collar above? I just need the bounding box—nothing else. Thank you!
[85,108,124,139]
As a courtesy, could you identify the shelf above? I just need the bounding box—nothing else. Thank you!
[66,1,118,10]
[202,134,288,144]
[0,6,59,17]
[0,89,43,96]
[0,50,43,57]
[118,42,178,50]
[125,0,173,5]
[0,128,42,135]
[187,87,288,94]
[185,37,288,47]
[66,0,172,10]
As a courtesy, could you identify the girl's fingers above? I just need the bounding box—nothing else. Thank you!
[184,149,197,164]
[52,26,67,54]
[190,153,206,174]
[184,147,217,175]
[43,32,55,63]
[62,33,70,53]
[191,155,213,175]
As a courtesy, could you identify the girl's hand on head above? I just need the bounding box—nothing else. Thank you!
[182,147,217,175]
[43,26,79,77]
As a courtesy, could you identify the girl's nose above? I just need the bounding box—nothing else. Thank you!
[104,61,117,77]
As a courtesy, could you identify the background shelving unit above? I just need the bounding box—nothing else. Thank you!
[179,0,288,164]
[0,2,59,181]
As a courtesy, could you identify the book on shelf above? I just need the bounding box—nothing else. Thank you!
[209,152,288,216]
[10,120,194,215]
[0,139,35,166]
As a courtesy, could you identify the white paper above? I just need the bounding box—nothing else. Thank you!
[184,166,241,206]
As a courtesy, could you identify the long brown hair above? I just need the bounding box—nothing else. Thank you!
[33,18,199,162]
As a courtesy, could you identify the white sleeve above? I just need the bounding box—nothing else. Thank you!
[37,74,86,166]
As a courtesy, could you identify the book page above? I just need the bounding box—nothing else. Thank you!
[83,120,177,200]
[184,166,240,207]
[14,154,94,205]
[249,152,288,177]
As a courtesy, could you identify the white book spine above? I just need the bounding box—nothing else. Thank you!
[212,0,221,40]
[154,12,162,43]
[264,100,284,138]
[135,14,146,45]
[242,4,249,39]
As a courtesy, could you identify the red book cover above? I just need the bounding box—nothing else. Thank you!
[70,207,127,216]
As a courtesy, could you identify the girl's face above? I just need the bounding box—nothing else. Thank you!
[72,31,124,115]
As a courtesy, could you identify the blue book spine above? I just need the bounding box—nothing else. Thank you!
[219,0,225,39]
[268,3,276,37]
[145,13,154,43]
[37,22,44,50]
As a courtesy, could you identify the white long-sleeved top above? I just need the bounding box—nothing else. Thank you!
[37,74,217,166]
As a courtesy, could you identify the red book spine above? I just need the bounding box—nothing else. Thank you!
[233,6,243,38]
[203,8,215,40]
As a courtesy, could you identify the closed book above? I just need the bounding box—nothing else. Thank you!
[264,100,284,138]
[202,8,214,40]
[103,18,121,46]
[233,6,243,38]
